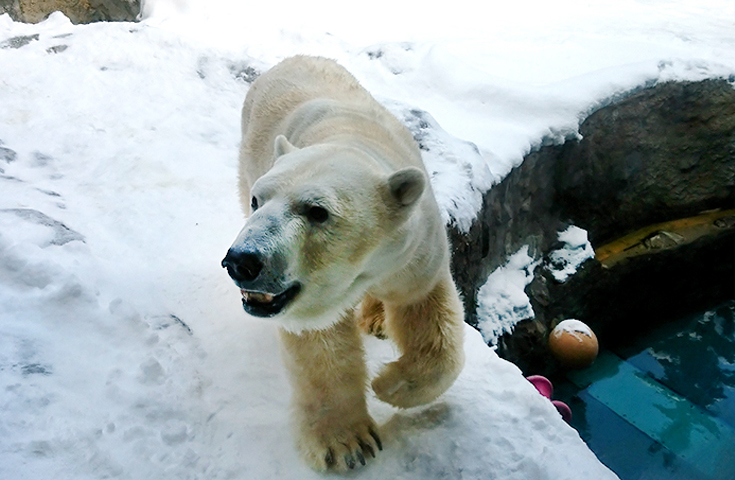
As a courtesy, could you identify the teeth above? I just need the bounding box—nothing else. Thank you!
[242,290,275,304]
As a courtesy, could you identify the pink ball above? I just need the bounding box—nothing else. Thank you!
[552,400,573,423]
[526,375,553,399]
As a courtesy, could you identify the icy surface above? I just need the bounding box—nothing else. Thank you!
[2,1,734,478]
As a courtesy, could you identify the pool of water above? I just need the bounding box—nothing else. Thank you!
[553,300,735,480]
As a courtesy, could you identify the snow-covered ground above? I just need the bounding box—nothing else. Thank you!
[1,1,734,478]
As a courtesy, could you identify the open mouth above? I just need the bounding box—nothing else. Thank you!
[240,283,301,317]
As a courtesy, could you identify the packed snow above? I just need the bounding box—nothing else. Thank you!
[2,1,735,479]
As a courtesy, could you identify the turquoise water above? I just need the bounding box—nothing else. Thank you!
[554,300,735,480]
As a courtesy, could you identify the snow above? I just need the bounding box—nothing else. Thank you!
[476,247,539,345]
[382,102,494,232]
[145,0,735,175]
[475,227,594,345]
[547,226,596,283]
[552,320,596,342]
[2,1,735,478]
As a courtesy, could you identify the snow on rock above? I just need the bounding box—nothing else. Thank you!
[143,0,735,174]
[476,247,539,346]
[383,101,496,232]
[0,13,618,480]
[546,226,595,283]
[475,227,595,345]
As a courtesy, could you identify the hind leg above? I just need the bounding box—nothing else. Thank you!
[371,272,465,408]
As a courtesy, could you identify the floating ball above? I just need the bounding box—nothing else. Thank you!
[549,319,599,369]
[526,375,553,399]
[552,400,573,423]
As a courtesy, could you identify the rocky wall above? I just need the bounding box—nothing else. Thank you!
[0,0,140,24]
[449,79,735,374]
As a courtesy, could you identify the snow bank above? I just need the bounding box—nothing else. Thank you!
[144,0,735,176]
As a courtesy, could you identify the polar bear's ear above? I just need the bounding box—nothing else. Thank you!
[388,167,426,207]
[274,135,298,158]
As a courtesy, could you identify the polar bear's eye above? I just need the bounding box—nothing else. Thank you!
[305,205,329,224]
[250,196,259,212]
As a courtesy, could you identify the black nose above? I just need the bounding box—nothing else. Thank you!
[222,249,264,282]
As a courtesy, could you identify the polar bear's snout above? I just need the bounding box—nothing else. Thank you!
[222,249,263,283]
[222,245,302,318]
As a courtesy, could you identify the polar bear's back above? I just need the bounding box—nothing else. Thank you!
[242,56,376,142]
[239,57,375,187]
[238,56,421,206]
[259,55,373,104]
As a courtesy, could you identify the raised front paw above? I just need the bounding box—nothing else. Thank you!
[296,415,382,472]
[372,354,464,409]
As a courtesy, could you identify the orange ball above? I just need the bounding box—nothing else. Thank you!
[549,319,599,369]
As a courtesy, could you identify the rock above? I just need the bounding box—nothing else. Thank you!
[0,0,140,24]
[530,225,735,352]
[448,129,569,328]
[555,79,735,246]
[449,79,735,373]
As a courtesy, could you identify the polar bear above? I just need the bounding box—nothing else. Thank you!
[222,56,465,471]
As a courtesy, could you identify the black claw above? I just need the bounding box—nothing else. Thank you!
[358,438,375,458]
[369,428,383,451]
[325,448,335,467]
[345,453,356,470]
[356,449,366,466]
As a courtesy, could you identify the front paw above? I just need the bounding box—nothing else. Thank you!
[372,355,463,408]
[296,415,382,472]
[357,296,387,339]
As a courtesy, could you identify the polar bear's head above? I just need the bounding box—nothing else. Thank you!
[223,136,426,332]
